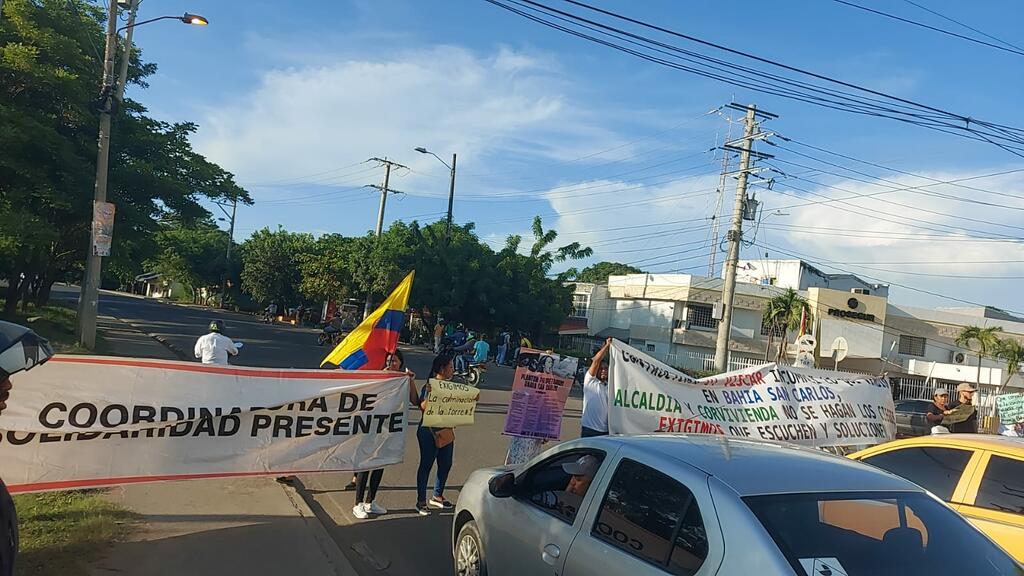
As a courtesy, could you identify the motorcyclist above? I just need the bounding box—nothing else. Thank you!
[0,320,55,576]
[194,320,240,365]
[264,302,278,322]
[321,312,344,345]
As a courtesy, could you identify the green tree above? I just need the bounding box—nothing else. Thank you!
[955,325,1003,385]
[239,228,313,306]
[993,337,1024,392]
[146,218,229,304]
[297,234,358,304]
[527,216,593,280]
[570,261,642,284]
[762,288,812,362]
[0,0,250,314]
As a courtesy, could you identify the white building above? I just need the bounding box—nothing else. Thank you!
[561,261,1024,421]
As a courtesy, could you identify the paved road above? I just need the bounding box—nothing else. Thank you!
[55,287,587,575]
[52,285,530,391]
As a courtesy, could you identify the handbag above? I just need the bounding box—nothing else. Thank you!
[433,427,455,449]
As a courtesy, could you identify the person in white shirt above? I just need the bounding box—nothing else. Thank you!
[194,320,239,365]
[581,338,611,437]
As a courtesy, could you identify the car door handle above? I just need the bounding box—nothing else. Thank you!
[542,543,561,565]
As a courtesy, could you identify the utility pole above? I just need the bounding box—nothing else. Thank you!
[445,153,457,245]
[707,119,734,277]
[115,0,139,103]
[713,104,776,372]
[363,157,407,319]
[215,196,237,308]
[77,0,120,349]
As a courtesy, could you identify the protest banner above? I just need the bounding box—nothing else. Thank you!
[995,393,1024,425]
[504,349,577,441]
[608,340,896,448]
[0,356,410,493]
[421,379,479,427]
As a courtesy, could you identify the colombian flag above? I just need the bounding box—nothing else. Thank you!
[321,271,414,369]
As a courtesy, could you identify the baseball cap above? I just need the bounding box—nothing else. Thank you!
[956,382,977,393]
[562,455,599,477]
[933,388,949,397]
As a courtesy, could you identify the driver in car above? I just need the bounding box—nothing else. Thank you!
[535,455,600,521]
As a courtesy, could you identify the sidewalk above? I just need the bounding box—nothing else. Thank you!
[87,316,356,575]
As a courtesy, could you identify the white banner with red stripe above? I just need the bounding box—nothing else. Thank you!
[0,356,410,493]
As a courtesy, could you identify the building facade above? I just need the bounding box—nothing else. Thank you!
[561,260,1023,418]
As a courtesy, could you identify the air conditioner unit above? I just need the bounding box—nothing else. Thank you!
[949,350,967,365]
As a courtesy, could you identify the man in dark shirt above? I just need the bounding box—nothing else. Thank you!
[946,382,979,433]
[925,388,950,431]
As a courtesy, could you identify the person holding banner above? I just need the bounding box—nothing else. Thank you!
[414,353,458,515]
[351,349,414,519]
[0,321,55,576]
[581,338,611,438]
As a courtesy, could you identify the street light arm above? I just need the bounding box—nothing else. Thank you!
[414,147,451,170]
[117,12,207,33]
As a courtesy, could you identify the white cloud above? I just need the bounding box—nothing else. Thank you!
[193,45,628,197]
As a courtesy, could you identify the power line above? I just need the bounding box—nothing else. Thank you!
[830,0,1024,58]
[481,0,1024,157]
[901,0,1024,53]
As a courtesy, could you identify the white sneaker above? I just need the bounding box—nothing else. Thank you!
[352,503,369,519]
[367,501,387,515]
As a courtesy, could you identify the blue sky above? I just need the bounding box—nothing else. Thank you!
[128,0,1024,311]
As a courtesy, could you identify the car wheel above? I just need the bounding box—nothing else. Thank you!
[455,520,487,576]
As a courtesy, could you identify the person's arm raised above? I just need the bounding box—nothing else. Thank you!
[588,338,612,377]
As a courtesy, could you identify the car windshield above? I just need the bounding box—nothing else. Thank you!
[744,491,1022,576]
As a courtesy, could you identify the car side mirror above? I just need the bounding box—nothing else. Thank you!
[488,472,516,498]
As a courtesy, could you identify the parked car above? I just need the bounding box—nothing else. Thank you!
[453,434,1023,576]
[893,398,935,437]
[850,434,1024,562]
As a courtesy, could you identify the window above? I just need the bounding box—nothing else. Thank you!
[744,491,1021,576]
[974,456,1024,515]
[646,343,656,353]
[760,321,786,338]
[899,335,927,357]
[572,294,590,318]
[894,400,932,415]
[521,451,605,524]
[592,459,708,575]
[687,304,717,330]
[861,447,971,501]
[673,318,683,330]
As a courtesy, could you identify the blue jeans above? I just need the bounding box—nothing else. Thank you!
[454,353,467,373]
[416,426,454,503]
[496,345,507,365]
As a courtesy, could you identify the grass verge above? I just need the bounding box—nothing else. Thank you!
[13,491,135,576]
[3,298,135,575]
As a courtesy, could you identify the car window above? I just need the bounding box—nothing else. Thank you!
[861,447,971,501]
[895,401,929,414]
[744,491,1022,576]
[521,451,605,524]
[974,455,1024,515]
[591,458,708,576]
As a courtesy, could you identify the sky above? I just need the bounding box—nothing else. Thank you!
[126,0,1024,312]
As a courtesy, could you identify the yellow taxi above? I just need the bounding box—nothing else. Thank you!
[850,434,1024,562]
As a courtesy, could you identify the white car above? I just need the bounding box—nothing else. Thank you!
[452,434,1023,576]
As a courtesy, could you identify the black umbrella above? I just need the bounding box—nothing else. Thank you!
[0,320,54,379]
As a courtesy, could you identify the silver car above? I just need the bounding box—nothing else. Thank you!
[453,435,1023,576]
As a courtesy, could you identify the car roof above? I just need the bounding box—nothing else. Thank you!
[853,434,1024,455]
[596,434,921,497]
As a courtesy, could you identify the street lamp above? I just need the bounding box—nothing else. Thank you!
[118,12,209,33]
[77,1,210,348]
[414,147,457,245]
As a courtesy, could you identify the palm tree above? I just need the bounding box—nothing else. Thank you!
[527,216,593,280]
[762,288,812,362]
[954,325,1003,385]
[994,337,1024,392]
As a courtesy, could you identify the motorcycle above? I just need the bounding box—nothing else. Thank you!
[453,361,486,386]
[317,329,343,347]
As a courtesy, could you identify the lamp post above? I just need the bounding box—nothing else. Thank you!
[414,147,457,245]
[76,4,209,349]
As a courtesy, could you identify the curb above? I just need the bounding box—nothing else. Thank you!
[103,314,191,361]
[283,478,359,576]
